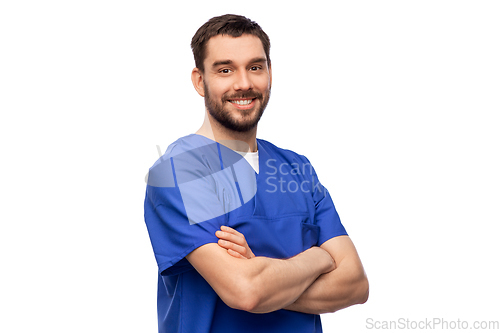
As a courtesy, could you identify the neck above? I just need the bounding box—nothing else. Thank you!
[196,111,258,152]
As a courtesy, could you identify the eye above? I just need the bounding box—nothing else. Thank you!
[250,66,261,71]
[219,68,232,74]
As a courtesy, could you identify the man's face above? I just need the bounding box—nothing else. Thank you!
[201,34,271,132]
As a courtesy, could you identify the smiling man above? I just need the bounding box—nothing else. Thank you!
[144,14,368,333]
[192,31,271,147]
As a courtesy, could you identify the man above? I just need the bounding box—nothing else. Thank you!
[144,14,368,333]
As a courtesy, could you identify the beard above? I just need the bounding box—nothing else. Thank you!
[204,81,270,133]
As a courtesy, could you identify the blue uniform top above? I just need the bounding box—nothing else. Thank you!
[144,134,347,333]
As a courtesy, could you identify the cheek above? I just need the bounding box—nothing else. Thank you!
[256,76,272,91]
[208,81,231,99]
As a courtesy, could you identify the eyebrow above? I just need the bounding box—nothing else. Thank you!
[212,60,233,68]
[211,57,267,69]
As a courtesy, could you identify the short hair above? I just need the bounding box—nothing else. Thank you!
[191,14,271,73]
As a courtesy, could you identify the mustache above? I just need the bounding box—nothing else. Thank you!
[222,91,263,101]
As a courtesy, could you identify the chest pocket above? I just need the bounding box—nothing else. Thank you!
[301,221,320,250]
[230,214,320,259]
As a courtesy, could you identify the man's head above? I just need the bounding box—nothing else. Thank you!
[191,15,272,133]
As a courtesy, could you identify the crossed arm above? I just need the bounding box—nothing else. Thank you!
[186,226,369,314]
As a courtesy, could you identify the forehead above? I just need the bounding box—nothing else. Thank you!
[204,34,266,66]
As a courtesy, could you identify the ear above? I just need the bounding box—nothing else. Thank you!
[268,62,272,88]
[191,68,205,97]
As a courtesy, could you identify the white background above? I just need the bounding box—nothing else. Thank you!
[1,1,499,332]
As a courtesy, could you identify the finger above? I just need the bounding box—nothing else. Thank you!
[218,239,249,258]
[246,248,255,259]
[217,239,245,252]
[220,225,243,237]
[227,249,247,259]
[216,231,246,246]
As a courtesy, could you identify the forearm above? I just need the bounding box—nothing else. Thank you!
[188,236,336,313]
[245,246,334,313]
[214,227,369,314]
[284,257,369,314]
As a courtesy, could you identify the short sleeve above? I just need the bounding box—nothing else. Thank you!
[144,186,225,276]
[304,156,348,245]
[144,143,229,276]
[144,137,253,276]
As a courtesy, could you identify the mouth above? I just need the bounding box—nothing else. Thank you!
[227,98,257,110]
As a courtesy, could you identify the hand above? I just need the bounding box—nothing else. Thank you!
[215,226,255,259]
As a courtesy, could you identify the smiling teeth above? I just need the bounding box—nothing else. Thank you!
[231,99,252,105]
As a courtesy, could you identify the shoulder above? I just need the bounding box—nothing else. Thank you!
[257,138,311,165]
[146,134,223,209]
[163,134,215,159]
[147,134,222,186]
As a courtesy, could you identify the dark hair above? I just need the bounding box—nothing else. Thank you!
[191,14,271,73]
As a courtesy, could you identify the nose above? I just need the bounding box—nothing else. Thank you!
[233,70,253,91]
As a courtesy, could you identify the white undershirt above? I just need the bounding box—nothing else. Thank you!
[235,150,259,174]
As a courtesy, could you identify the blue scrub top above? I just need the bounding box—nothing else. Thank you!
[144,134,347,333]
